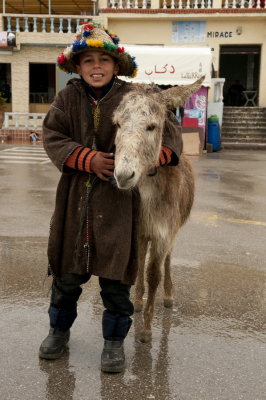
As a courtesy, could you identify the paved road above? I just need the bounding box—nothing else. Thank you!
[0,145,266,400]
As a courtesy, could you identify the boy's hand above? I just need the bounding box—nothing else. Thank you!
[90,152,114,182]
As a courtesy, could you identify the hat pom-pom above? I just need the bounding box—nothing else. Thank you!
[112,37,119,45]
[83,31,92,38]
[57,53,66,66]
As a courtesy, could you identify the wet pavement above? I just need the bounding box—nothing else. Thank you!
[1,144,266,400]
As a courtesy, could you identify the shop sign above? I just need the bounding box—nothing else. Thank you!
[207,31,233,38]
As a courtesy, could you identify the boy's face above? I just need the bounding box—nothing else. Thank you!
[76,51,119,88]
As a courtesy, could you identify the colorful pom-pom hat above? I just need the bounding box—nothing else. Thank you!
[57,21,138,78]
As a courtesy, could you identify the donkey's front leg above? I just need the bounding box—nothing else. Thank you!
[140,243,165,343]
[134,236,149,312]
[163,253,174,308]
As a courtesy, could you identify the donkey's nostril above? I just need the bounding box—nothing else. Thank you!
[129,171,135,179]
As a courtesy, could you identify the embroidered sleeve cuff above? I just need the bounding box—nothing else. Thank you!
[64,146,97,173]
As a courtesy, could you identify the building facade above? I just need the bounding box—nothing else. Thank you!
[0,1,265,117]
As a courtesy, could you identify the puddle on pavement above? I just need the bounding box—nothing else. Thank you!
[1,235,266,336]
[2,238,266,399]
[170,261,266,332]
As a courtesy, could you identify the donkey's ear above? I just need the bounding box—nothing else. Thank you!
[160,76,205,109]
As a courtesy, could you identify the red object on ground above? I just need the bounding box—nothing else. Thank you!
[182,117,198,127]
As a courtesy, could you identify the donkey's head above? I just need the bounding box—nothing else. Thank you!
[113,76,204,190]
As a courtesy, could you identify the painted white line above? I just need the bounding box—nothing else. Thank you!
[0,151,47,156]
[1,160,40,164]
[0,155,48,161]
[14,146,43,148]
[2,148,46,153]
[40,159,51,164]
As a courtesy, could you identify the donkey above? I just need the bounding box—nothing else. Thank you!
[113,77,204,343]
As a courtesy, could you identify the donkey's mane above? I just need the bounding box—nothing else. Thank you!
[131,83,162,95]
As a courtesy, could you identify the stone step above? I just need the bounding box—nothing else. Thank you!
[223,110,266,118]
[222,122,266,128]
[222,137,266,143]
[222,133,266,138]
[222,130,266,135]
[223,113,266,120]
[221,132,266,138]
[223,107,266,112]
[222,142,266,150]
[220,107,266,149]
[222,126,266,131]
[222,116,266,122]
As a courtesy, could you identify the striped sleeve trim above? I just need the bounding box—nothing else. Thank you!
[65,146,97,173]
[157,146,173,167]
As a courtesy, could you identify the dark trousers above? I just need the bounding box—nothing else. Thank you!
[49,274,134,338]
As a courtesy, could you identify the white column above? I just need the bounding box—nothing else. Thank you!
[16,17,20,32]
[59,18,63,33]
[50,17,54,33]
[67,18,72,33]
[12,61,29,113]
[33,17,37,32]
[24,17,29,32]
[42,18,46,32]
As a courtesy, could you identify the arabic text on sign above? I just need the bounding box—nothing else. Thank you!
[145,64,176,76]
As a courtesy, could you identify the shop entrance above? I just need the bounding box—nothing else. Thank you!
[219,45,261,107]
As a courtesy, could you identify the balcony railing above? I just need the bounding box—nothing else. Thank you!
[1,0,265,34]
[3,14,91,34]
[108,0,151,7]
[107,0,265,9]
[3,112,46,129]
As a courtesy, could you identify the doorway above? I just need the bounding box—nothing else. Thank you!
[219,45,261,107]
[0,63,12,111]
[29,63,55,112]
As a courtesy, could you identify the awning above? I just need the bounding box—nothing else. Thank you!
[120,46,212,87]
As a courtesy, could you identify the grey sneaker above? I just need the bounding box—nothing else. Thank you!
[39,328,70,360]
[101,340,125,373]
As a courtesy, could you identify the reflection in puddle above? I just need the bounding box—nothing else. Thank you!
[39,352,76,400]
[171,261,266,336]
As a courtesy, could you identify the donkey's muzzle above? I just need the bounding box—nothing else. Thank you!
[114,171,135,189]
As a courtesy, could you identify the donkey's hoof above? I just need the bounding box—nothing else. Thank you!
[140,331,152,343]
[163,297,173,308]
[134,301,143,313]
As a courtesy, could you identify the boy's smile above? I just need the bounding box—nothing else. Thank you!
[76,51,119,89]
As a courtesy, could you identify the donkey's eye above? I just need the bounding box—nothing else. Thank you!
[147,124,155,131]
